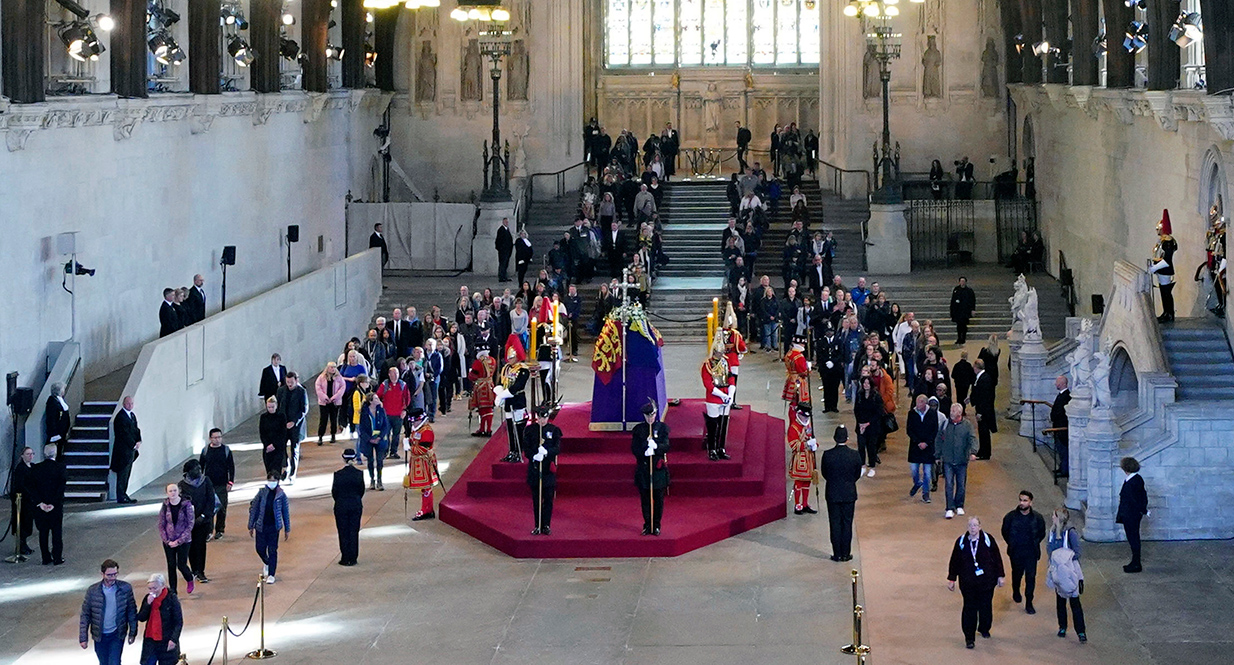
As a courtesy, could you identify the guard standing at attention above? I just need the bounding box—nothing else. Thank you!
[721,304,748,410]
[787,402,819,515]
[468,345,498,437]
[782,335,811,409]
[331,448,365,566]
[403,408,439,521]
[820,425,862,562]
[521,406,561,535]
[632,401,670,536]
[701,339,735,461]
[495,335,532,463]
[1149,209,1178,323]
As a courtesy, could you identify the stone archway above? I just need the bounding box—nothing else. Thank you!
[1110,345,1139,411]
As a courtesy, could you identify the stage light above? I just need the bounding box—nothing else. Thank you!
[1124,0,1145,8]
[148,3,180,28]
[60,22,105,61]
[364,41,378,67]
[1014,33,1025,54]
[279,37,300,59]
[228,35,256,66]
[282,11,295,25]
[325,43,344,60]
[1124,20,1147,53]
[1093,30,1106,56]
[1169,12,1202,47]
[330,0,337,6]
[1032,40,1051,56]
[366,11,374,22]
[94,13,114,30]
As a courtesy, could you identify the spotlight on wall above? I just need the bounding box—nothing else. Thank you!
[63,260,96,277]
[1169,12,1202,48]
[279,37,300,59]
[1013,33,1025,54]
[1092,30,1107,56]
[93,13,114,31]
[282,11,295,25]
[326,43,345,60]
[228,36,256,66]
[59,22,105,61]
[1123,0,1145,8]
[364,42,378,67]
[148,3,180,28]
[1124,20,1147,53]
[1031,40,1052,56]
[220,4,248,29]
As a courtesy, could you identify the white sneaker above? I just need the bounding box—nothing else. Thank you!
[945,510,955,519]
[860,465,868,476]
[866,468,876,477]
[265,575,276,584]
[956,507,965,516]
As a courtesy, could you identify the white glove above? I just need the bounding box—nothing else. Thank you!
[403,441,411,452]
[644,447,655,457]
[711,388,729,400]
[537,445,548,458]
[494,386,510,405]
[806,361,813,371]
[825,361,834,369]
[646,439,657,450]
[533,452,545,462]
[807,438,818,451]
[727,386,736,399]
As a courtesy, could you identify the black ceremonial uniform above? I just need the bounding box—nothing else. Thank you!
[500,361,532,462]
[521,420,562,534]
[331,463,365,565]
[632,420,671,534]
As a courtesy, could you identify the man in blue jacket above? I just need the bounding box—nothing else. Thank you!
[80,558,138,665]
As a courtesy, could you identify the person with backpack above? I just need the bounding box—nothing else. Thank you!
[1046,507,1086,643]
[1000,490,1046,614]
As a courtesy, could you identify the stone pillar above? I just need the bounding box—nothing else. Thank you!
[865,203,911,274]
[1064,386,1091,510]
[472,199,516,277]
[1007,325,1023,418]
[1017,336,1049,438]
[1082,406,1121,542]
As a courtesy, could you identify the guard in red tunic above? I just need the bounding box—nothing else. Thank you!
[402,408,439,521]
[701,338,734,461]
[468,346,498,437]
[721,303,748,411]
[787,402,819,515]
[782,335,811,408]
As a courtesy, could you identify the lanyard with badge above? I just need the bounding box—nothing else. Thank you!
[970,537,984,576]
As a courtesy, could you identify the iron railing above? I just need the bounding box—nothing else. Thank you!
[905,199,975,268]
[995,198,1039,264]
[528,162,588,202]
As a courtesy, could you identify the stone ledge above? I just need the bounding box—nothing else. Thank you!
[1008,83,1216,136]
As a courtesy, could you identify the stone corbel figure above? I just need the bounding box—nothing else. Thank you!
[980,37,1000,98]
[507,39,529,101]
[863,44,881,99]
[1090,349,1113,410]
[461,39,483,102]
[416,40,437,103]
[922,35,943,99]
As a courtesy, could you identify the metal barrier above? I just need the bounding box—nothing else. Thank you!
[528,162,588,202]
[996,198,1039,264]
[906,200,975,268]
[840,568,870,660]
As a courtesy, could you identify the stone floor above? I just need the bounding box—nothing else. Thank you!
[2,338,1231,665]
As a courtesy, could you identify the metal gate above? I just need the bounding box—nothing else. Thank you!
[995,198,1039,263]
[906,200,975,268]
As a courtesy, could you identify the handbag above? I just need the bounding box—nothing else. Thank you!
[882,412,899,433]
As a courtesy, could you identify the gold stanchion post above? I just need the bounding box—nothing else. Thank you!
[840,569,869,656]
[245,573,276,660]
[4,494,27,563]
[222,616,229,664]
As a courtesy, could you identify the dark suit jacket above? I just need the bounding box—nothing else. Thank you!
[1050,389,1071,428]
[970,371,997,421]
[820,444,863,503]
[807,264,827,298]
[495,225,514,256]
[45,397,70,445]
[631,421,671,489]
[31,458,66,509]
[259,365,286,400]
[522,423,562,483]
[950,286,976,322]
[110,410,141,473]
[390,319,413,358]
[1116,474,1148,524]
[369,232,389,265]
[736,127,751,148]
[276,384,309,427]
[185,286,206,323]
[158,301,182,338]
[331,465,366,513]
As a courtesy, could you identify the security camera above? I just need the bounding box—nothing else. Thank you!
[64,260,96,277]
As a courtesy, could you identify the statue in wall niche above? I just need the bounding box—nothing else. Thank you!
[511,125,530,178]
[863,44,881,99]
[507,39,530,101]
[416,40,437,103]
[980,37,1000,98]
[461,38,483,102]
[704,83,724,134]
[1090,349,1113,410]
[1067,319,1095,392]
[922,35,943,99]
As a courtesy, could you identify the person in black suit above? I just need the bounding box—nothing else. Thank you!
[331,449,365,565]
[806,254,828,300]
[735,121,752,171]
[952,351,976,404]
[495,217,515,282]
[389,309,413,359]
[258,354,286,404]
[369,223,389,267]
[820,425,863,561]
[968,359,997,459]
[1116,456,1148,573]
[947,517,1006,648]
[514,229,534,287]
[185,274,206,323]
[601,221,626,278]
[32,444,66,564]
[818,326,844,413]
[276,372,309,483]
[158,289,182,338]
[522,406,562,535]
[10,447,35,555]
[110,396,141,504]
[45,382,71,455]
[632,401,670,536]
[950,277,977,345]
[1050,376,1071,474]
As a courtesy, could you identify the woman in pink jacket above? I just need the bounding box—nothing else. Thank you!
[316,362,347,444]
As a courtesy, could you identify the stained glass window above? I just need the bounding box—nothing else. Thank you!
[605,0,818,67]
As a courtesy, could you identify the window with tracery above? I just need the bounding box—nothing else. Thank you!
[605,0,820,68]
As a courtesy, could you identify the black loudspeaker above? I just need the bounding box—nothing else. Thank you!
[287,225,300,243]
[1060,268,1073,287]
[8,387,33,416]
[1091,294,1104,314]
[221,246,236,265]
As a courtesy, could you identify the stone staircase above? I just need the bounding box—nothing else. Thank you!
[657,181,731,279]
[760,181,867,278]
[64,401,117,502]
[1161,317,1234,401]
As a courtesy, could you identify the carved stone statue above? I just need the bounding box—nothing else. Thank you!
[704,83,724,134]
[922,35,943,99]
[507,39,529,101]
[863,44,881,99]
[1067,319,1095,390]
[416,40,437,103]
[1091,349,1113,410]
[1009,274,1029,328]
[1022,287,1041,340]
[980,37,1000,98]
[511,125,530,178]
[461,38,483,102]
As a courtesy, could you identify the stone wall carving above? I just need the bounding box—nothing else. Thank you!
[461,38,483,102]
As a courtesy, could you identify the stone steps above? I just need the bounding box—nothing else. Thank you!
[1161,318,1234,401]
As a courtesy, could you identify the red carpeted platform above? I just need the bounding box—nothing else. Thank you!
[438,400,787,558]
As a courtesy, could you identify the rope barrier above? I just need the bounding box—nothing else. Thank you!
[226,585,262,637]
[202,627,224,665]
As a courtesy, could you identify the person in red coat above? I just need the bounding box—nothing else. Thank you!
[787,402,818,515]
[782,335,810,408]
[468,347,498,437]
[701,340,734,461]
[721,303,748,411]
[402,409,439,521]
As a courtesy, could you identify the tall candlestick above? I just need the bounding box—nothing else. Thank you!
[531,317,538,352]
[707,313,715,350]
[712,298,719,328]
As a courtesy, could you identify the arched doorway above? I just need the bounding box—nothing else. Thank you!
[1110,346,1139,412]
